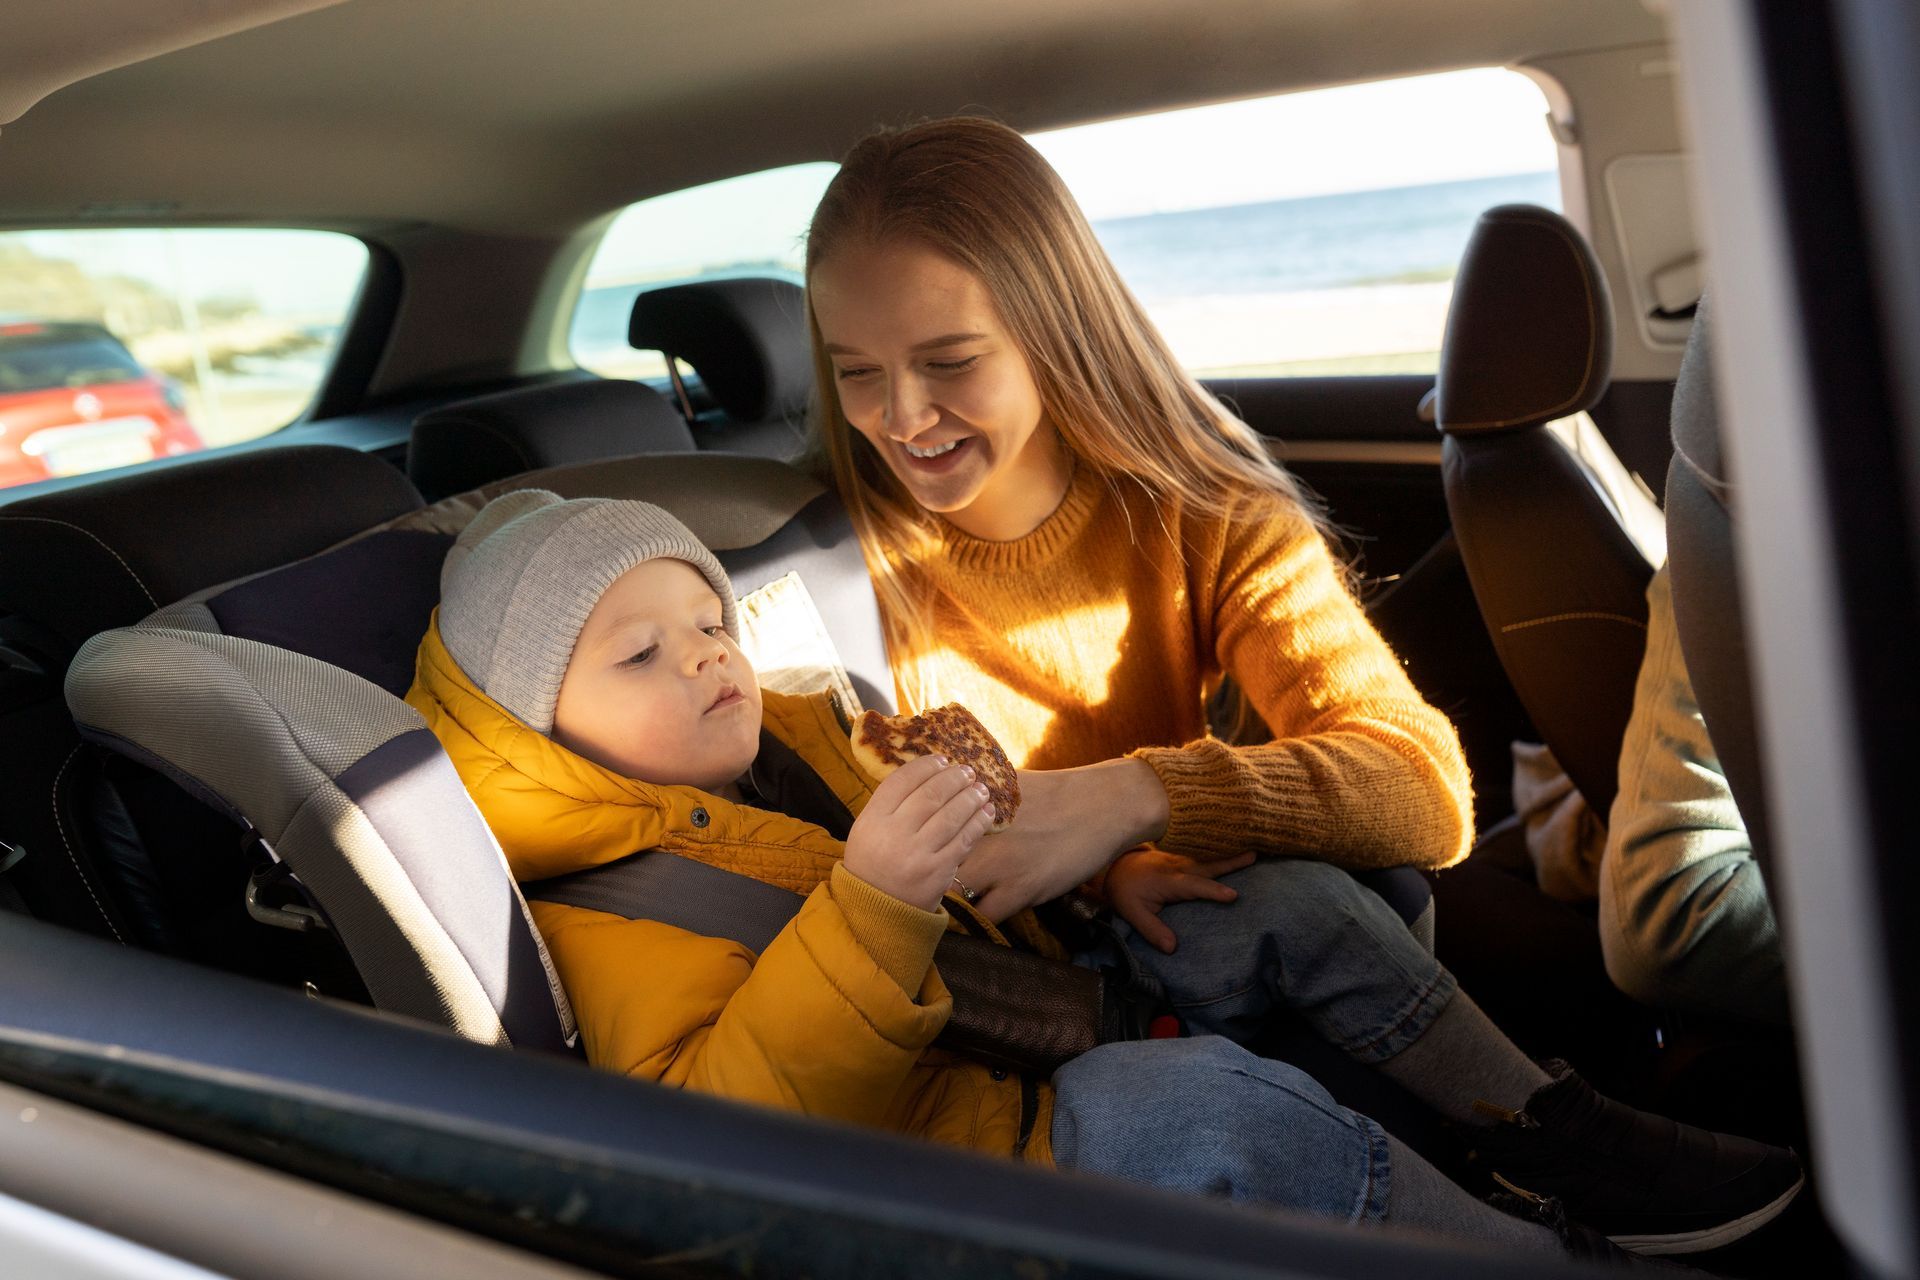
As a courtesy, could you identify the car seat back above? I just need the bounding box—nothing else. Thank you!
[1662,295,1774,877]
[0,445,423,947]
[408,378,697,502]
[1436,204,1665,816]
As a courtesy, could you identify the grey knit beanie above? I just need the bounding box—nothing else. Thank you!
[437,489,739,734]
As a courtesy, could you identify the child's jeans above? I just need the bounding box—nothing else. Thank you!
[1051,859,1456,1217]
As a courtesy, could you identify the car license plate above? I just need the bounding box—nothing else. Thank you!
[41,432,158,476]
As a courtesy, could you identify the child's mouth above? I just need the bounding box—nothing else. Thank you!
[707,686,746,713]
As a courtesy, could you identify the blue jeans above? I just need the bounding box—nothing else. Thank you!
[1121,858,1456,1063]
[1051,1036,1392,1224]
[1049,860,1456,1220]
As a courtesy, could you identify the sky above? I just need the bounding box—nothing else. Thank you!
[3,68,1556,309]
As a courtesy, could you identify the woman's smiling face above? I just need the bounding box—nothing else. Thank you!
[809,238,1071,541]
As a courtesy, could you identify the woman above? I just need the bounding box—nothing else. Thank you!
[802,115,1802,1257]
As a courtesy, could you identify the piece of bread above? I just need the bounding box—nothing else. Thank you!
[850,704,1021,832]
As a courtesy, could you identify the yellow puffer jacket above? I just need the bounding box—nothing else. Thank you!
[407,614,1057,1164]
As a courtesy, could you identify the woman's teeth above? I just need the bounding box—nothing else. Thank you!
[905,439,961,459]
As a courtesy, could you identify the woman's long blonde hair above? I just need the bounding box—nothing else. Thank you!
[804,116,1333,705]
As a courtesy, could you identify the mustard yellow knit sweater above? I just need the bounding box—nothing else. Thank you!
[887,468,1476,870]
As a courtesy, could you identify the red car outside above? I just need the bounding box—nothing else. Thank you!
[0,319,205,489]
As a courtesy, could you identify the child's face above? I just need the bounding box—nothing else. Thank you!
[551,559,761,791]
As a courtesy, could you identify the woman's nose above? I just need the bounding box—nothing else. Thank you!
[883,376,939,441]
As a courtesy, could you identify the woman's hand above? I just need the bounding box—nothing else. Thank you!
[959,757,1171,921]
[1106,848,1256,953]
[843,754,997,911]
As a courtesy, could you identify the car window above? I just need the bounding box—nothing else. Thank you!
[572,75,1555,389]
[0,229,367,489]
[1029,69,1561,377]
[571,162,838,380]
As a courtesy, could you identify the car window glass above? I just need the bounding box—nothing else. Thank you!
[0,229,367,490]
[571,162,838,380]
[1030,69,1560,377]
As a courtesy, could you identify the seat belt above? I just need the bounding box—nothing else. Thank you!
[523,848,1169,1078]
[527,850,801,954]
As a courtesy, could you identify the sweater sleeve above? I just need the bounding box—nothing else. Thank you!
[1598,566,1787,1023]
[533,882,951,1129]
[1131,495,1475,870]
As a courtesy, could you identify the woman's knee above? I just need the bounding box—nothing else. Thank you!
[1051,1037,1388,1219]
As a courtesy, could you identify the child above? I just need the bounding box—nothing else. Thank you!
[407,489,1796,1261]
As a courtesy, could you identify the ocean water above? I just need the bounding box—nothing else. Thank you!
[570,170,1559,360]
[1093,170,1559,300]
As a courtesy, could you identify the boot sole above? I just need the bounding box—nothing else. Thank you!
[1608,1172,1806,1256]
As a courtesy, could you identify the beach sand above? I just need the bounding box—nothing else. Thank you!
[1147,281,1454,378]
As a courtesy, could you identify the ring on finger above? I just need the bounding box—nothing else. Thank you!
[951,876,980,905]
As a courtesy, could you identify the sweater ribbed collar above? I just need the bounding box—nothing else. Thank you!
[931,461,1105,573]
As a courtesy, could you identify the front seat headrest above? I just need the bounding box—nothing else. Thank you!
[409,378,696,501]
[628,278,811,423]
[1438,205,1615,436]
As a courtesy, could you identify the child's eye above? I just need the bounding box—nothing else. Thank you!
[927,355,980,374]
[621,645,657,668]
[701,625,724,637]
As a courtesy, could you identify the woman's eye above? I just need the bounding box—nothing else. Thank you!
[835,365,877,381]
[927,356,980,374]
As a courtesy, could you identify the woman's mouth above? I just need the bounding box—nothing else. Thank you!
[897,435,973,473]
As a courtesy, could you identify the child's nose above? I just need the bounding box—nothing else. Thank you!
[686,632,728,674]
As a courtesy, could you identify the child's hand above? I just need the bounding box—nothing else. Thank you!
[843,754,997,911]
[1108,849,1257,954]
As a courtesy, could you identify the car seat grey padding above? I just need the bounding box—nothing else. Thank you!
[63,626,574,1053]
[1663,294,1774,877]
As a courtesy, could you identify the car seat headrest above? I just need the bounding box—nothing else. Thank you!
[0,444,424,649]
[1437,204,1615,438]
[408,379,696,502]
[64,625,575,1053]
[628,278,812,424]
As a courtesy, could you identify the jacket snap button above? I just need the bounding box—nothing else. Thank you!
[990,1067,1008,1081]
[691,807,710,828]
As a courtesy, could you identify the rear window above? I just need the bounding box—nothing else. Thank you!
[0,228,367,489]
[571,71,1557,387]
[1030,69,1561,376]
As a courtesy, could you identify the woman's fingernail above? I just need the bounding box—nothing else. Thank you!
[974,784,990,799]
[934,755,949,767]
[961,765,975,780]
